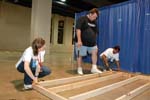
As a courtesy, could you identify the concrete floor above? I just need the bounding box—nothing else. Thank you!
[0,51,149,100]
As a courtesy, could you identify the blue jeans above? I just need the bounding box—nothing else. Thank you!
[100,58,117,71]
[17,60,51,85]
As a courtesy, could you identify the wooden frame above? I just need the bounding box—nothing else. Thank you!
[33,71,150,100]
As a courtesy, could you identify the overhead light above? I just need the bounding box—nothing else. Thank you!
[56,1,66,5]
[61,0,66,2]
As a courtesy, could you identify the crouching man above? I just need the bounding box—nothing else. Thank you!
[100,45,120,71]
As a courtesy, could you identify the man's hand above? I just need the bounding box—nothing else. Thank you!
[117,68,121,71]
[106,62,109,67]
[116,61,120,71]
[77,41,82,48]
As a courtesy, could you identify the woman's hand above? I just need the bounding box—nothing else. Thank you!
[32,77,38,85]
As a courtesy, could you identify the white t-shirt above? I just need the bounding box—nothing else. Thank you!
[15,46,45,68]
[100,48,119,62]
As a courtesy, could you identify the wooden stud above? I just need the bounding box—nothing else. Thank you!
[39,71,114,87]
[138,75,150,81]
[33,84,68,100]
[39,73,99,87]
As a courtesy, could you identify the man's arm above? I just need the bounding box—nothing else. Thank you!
[76,29,82,48]
[115,61,120,71]
[101,55,109,67]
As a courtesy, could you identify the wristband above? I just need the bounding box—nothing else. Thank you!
[35,75,38,77]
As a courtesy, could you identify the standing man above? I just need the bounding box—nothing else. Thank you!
[75,8,102,75]
[100,45,120,71]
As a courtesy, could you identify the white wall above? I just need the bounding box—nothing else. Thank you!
[0,2,31,51]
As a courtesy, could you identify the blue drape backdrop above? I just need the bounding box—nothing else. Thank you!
[75,0,150,74]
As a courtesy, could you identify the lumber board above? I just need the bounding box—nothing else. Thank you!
[39,71,114,87]
[33,85,68,100]
[115,82,150,100]
[48,72,122,93]
[138,75,150,81]
[69,76,139,100]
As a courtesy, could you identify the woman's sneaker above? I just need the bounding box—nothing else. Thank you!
[23,84,33,90]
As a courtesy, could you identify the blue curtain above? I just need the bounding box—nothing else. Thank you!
[75,0,150,74]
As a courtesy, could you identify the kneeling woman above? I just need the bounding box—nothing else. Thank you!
[15,37,51,90]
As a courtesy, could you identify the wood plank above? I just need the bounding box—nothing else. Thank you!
[33,85,68,100]
[138,75,150,81]
[116,82,150,100]
[69,76,139,100]
[39,71,114,87]
[48,72,122,93]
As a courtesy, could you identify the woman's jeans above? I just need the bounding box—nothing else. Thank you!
[17,60,51,85]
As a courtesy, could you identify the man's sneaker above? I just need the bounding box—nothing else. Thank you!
[103,69,107,72]
[77,67,83,75]
[91,68,102,74]
[24,84,33,90]
[109,68,113,71]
